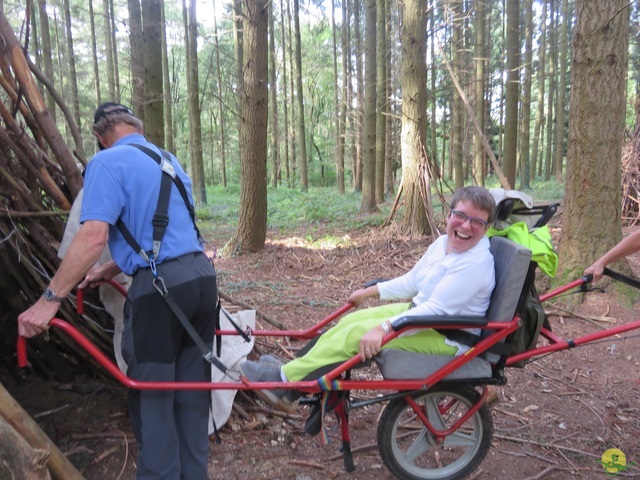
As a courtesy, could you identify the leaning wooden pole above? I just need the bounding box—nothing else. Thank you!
[436,39,511,191]
[0,382,84,480]
[0,11,82,199]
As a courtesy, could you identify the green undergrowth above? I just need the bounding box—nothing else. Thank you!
[195,179,565,244]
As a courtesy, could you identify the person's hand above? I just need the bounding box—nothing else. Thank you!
[348,285,378,307]
[358,325,386,362]
[584,262,605,282]
[78,262,117,290]
[18,298,61,338]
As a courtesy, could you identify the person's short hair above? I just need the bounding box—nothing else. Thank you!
[449,186,496,224]
[92,102,143,137]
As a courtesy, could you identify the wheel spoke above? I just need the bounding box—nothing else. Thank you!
[401,428,431,464]
[443,428,479,448]
[424,396,447,431]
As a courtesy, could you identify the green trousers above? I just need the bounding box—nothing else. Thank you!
[282,302,457,382]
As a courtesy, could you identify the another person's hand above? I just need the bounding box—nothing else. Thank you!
[584,262,605,282]
[18,298,61,338]
[358,325,386,362]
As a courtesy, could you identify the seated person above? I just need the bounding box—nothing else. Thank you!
[241,186,496,410]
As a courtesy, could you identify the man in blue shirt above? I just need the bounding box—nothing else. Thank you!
[19,103,217,480]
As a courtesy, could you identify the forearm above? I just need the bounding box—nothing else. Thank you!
[49,221,108,297]
[594,230,640,268]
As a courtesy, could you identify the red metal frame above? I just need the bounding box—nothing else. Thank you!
[404,386,489,442]
[16,275,640,398]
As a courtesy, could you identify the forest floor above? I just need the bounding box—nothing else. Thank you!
[3,208,640,480]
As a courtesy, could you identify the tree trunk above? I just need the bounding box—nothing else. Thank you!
[332,0,344,194]
[142,0,164,147]
[375,0,387,204]
[293,0,308,191]
[554,0,569,182]
[360,0,378,212]
[530,0,547,182]
[88,0,101,105]
[519,0,533,189]
[128,0,145,121]
[354,0,364,191]
[279,0,290,187]
[559,0,629,279]
[161,0,174,154]
[186,0,206,204]
[544,0,556,180]
[230,0,268,253]
[103,0,116,100]
[269,0,280,187]
[62,0,82,162]
[473,0,486,186]
[37,0,56,122]
[450,0,463,187]
[503,0,519,188]
[212,0,227,186]
[397,0,430,236]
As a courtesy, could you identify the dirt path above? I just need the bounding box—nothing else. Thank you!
[3,224,640,479]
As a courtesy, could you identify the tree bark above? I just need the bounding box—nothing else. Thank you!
[230,0,269,253]
[37,0,56,122]
[519,0,533,189]
[503,0,519,188]
[473,0,486,186]
[375,0,387,204]
[128,0,145,121]
[559,0,630,279]
[142,0,165,147]
[397,0,429,235]
[293,0,308,191]
[360,0,378,212]
[88,0,101,105]
[554,0,570,182]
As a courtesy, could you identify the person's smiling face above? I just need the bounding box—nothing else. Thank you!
[446,199,490,254]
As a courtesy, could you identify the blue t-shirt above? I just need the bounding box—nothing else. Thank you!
[80,133,203,275]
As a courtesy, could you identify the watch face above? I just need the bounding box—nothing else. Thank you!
[44,288,61,302]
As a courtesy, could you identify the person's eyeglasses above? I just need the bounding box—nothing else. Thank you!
[450,210,489,229]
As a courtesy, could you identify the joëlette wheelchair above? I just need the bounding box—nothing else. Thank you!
[17,211,640,480]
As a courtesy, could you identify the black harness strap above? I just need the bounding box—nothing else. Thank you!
[116,144,237,375]
[603,267,640,290]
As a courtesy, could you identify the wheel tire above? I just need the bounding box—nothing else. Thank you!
[377,385,493,480]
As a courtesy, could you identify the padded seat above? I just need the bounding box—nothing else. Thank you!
[374,236,532,380]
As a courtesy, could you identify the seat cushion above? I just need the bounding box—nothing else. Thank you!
[375,349,492,380]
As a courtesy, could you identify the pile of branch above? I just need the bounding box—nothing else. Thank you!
[0,12,115,379]
[621,132,640,226]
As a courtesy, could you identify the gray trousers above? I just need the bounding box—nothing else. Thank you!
[123,252,217,480]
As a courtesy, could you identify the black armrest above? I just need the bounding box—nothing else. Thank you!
[391,315,489,331]
[364,278,387,288]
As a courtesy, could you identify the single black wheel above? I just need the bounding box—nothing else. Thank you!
[377,385,493,480]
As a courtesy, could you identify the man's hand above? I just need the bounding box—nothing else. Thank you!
[78,260,120,289]
[18,297,61,338]
[358,324,386,362]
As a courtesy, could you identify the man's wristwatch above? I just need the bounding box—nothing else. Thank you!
[43,287,65,303]
[380,321,391,335]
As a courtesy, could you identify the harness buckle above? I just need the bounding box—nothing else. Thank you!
[152,213,169,227]
[153,275,168,296]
